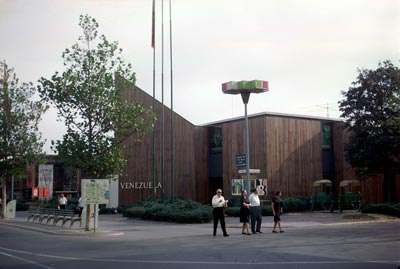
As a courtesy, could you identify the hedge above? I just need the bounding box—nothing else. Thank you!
[99,207,119,214]
[360,203,400,218]
[123,199,213,224]
[282,197,310,212]
[224,207,240,217]
[16,199,30,211]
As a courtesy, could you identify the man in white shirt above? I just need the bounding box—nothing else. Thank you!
[58,194,68,210]
[211,189,229,237]
[249,188,262,234]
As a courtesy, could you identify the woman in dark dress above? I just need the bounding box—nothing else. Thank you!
[272,190,284,233]
[240,190,251,235]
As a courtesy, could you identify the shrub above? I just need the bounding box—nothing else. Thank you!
[360,204,400,218]
[261,205,273,216]
[16,199,30,211]
[66,197,79,210]
[124,206,146,218]
[123,198,213,223]
[282,197,308,212]
[225,207,240,217]
[99,207,118,214]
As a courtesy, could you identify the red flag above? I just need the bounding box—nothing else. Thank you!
[151,0,155,48]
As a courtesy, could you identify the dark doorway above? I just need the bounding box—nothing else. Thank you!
[209,178,223,201]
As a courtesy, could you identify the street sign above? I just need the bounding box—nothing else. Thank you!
[236,155,246,168]
[82,179,110,205]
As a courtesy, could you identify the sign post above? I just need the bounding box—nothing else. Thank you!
[222,80,269,194]
[81,179,110,232]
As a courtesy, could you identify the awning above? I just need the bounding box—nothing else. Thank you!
[313,179,332,187]
[339,180,361,187]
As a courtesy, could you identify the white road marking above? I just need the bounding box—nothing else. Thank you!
[0,246,398,265]
[0,251,53,269]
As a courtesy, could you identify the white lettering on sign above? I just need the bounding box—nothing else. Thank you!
[120,182,162,190]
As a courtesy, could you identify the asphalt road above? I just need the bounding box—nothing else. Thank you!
[0,222,399,269]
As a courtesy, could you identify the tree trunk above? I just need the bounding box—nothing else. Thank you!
[76,168,81,193]
[85,204,91,231]
[1,177,7,219]
[383,172,396,203]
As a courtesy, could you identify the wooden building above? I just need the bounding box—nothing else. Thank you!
[118,81,399,205]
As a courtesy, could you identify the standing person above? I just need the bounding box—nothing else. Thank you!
[240,190,251,235]
[211,189,229,237]
[249,188,262,234]
[272,190,284,233]
[58,194,68,210]
[77,196,85,217]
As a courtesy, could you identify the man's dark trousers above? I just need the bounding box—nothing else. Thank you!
[213,207,227,235]
[250,206,262,233]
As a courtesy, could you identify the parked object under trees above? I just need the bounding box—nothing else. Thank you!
[0,61,47,219]
[38,15,157,230]
[339,60,400,203]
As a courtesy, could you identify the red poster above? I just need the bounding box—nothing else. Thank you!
[38,188,44,198]
[32,188,38,198]
[44,188,50,197]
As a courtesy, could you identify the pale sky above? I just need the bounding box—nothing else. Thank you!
[1,0,399,152]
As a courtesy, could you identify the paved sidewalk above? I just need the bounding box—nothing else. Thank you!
[0,210,398,239]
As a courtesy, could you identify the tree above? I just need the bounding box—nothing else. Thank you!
[0,61,47,219]
[38,15,156,185]
[339,60,400,202]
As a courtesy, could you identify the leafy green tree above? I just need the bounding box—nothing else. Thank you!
[38,15,156,180]
[339,60,400,202]
[0,61,47,218]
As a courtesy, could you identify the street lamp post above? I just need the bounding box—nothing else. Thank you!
[222,80,269,194]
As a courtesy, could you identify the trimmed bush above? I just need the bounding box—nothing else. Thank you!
[282,197,308,212]
[123,198,213,223]
[360,203,400,218]
[99,207,118,214]
[124,206,146,218]
[225,207,240,217]
[16,199,30,211]
[261,204,273,216]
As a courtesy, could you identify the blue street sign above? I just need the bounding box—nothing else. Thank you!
[236,155,246,168]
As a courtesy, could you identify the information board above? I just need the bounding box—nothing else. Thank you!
[81,179,110,205]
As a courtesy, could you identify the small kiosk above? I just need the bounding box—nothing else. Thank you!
[310,179,334,212]
[338,179,361,212]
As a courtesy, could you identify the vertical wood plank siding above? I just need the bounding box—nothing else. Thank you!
[117,79,202,205]
[265,116,322,198]
[194,127,210,204]
[222,115,322,199]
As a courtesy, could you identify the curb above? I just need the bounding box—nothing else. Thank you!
[226,218,400,229]
[0,221,124,237]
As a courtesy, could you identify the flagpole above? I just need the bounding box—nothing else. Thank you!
[169,0,174,200]
[151,0,156,201]
[161,0,165,202]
